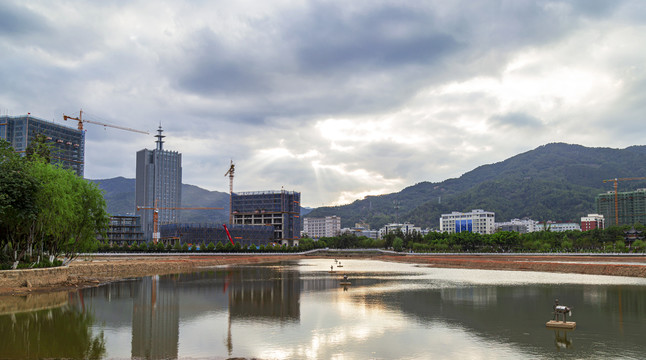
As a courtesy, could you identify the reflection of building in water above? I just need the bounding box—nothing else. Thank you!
[228,267,301,322]
[441,287,498,306]
[132,276,180,359]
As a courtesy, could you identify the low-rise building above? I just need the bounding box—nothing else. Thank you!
[536,222,581,232]
[303,215,341,238]
[378,223,422,238]
[98,215,145,246]
[440,209,495,234]
[495,218,540,233]
[581,214,605,231]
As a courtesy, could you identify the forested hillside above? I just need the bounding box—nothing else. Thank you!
[91,177,230,224]
[306,143,646,229]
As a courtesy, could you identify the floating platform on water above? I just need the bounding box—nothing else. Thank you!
[546,320,576,329]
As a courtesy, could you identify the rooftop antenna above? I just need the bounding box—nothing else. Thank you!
[155,125,165,150]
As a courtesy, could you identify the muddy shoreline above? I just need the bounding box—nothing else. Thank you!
[1,253,646,295]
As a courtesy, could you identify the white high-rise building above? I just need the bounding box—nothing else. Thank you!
[303,215,341,238]
[440,209,495,234]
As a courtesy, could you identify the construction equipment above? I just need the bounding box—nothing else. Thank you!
[602,177,646,225]
[224,160,235,224]
[222,224,234,245]
[136,205,224,244]
[63,110,149,134]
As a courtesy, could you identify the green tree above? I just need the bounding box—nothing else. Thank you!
[393,237,404,252]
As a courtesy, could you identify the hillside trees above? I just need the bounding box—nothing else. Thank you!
[0,139,108,269]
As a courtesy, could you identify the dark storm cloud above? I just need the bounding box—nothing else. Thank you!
[0,2,49,36]
[173,28,269,95]
[289,4,460,71]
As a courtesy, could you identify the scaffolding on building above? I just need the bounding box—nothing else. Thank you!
[231,190,301,244]
[160,223,275,247]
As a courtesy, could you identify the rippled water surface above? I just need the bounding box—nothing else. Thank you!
[2,258,646,359]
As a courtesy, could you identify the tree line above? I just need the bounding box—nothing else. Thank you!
[305,226,646,253]
[0,137,108,269]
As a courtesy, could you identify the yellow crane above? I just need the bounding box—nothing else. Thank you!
[602,177,646,225]
[63,110,149,134]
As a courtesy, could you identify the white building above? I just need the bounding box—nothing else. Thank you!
[378,223,422,239]
[440,209,495,234]
[340,223,379,239]
[581,214,605,231]
[536,222,581,232]
[495,218,540,233]
[303,215,341,238]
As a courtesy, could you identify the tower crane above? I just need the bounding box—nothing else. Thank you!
[136,205,224,244]
[602,177,646,226]
[63,110,149,134]
[224,160,235,224]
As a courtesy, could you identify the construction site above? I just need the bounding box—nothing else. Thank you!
[1,111,302,248]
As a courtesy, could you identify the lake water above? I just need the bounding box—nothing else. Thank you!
[2,258,646,359]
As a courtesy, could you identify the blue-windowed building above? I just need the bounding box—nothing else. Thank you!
[440,209,495,234]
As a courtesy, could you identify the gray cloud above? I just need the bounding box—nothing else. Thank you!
[2,0,646,206]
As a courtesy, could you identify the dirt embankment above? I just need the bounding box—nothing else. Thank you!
[381,254,646,277]
[2,254,646,295]
[0,255,302,295]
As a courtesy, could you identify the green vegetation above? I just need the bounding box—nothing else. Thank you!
[0,139,109,269]
[94,223,645,254]
[307,143,646,229]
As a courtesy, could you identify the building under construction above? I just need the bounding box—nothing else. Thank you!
[231,190,301,246]
[596,189,646,226]
[0,114,85,176]
[160,223,274,247]
[98,215,145,246]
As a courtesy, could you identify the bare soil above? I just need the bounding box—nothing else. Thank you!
[1,253,645,296]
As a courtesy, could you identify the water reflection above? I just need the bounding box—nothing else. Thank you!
[0,292,105,359]
[1,260,646,359]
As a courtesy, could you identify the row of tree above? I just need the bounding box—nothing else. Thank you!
[315,226,646,253]
[93,224,646,254]
[0,138,109,269]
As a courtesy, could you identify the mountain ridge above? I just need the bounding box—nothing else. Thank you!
[306,142,646,229]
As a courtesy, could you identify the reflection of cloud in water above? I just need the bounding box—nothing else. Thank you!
[247,296,529,360]
[441,287,498,306]
[583,286,608,305]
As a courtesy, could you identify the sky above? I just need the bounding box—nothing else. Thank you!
[2,0,646,207]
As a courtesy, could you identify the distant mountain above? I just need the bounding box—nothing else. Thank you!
[306,143,646,229]
[91,177,315,223]
[90,177,230,224]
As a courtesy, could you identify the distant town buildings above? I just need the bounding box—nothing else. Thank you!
[231,190,301,246]
[596,189,646,227]
[303,215,341,238]
[495,218,540,234]
[440,209,495,234]
[135,126,182,241]
[536,222,581,232]
[340,223,379,239]
[0,114,85,176]
[379,223,424,238]
[581,214,605,231]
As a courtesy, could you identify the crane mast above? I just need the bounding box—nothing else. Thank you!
[602,177,646,226]
[224,160,235,224]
